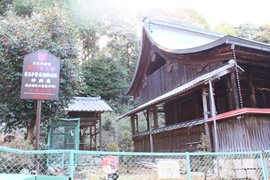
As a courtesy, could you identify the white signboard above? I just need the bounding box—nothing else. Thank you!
[157,160,180,179]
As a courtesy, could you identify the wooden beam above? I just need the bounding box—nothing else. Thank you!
[79,117,100,121]
[230,72,240,110]
[131,115,135,135]
[94,124,97,150]
[225,76,234,111]
[146,110,150,130]
[90,126,92,150]
[249,74,256,107]
[209,80,219,152]
[169,131,172,152]
[174,101,178,124]
[99,119,102,151]
[148,110,154,152]
[202,87,212,151]
[153,106,158,129]
[135,115,139,133]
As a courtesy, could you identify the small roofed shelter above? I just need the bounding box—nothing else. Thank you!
[67,97,112,151]
[119,18,270,152]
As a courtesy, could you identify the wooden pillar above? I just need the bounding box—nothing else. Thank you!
[169,131,172,152]
[135,115,139,133]
[148,110,154,152]
[131,115,135,135]
[231,72,240,109]
[225,76,234,111]
[202,87,212,151]
[187,127,190,142]
[94,124,97,150]
[174,101,178,124]
[153,106,158,129]
[249,74,256,107]
[209,80,219,152]
[79,128,85,150]
[99,119,102,151]
[146,110,150,130]
[142,136,145,152]
[90,126,92,150]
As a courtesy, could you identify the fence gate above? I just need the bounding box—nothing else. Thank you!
[48,118,80,150]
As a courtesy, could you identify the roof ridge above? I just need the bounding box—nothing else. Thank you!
[145,18,225,38]
[74,97,101,101]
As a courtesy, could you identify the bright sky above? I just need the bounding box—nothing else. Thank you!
[114,0,270,28]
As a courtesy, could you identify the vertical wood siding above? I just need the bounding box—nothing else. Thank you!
[133,125,204,152]
[216,116,270,152]
[139,62,223,104]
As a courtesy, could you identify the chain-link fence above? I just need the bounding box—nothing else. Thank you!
[48,118,80,150]
[0,147,269,180]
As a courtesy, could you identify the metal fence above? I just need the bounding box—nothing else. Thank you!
[0,147,270,180]
[48,118,80,150]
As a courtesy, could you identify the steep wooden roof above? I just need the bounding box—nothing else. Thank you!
[127,18,270,97]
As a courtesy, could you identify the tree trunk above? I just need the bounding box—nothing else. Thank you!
[25,117,36,144]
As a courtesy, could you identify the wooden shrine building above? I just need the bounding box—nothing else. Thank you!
[119,18,270,152]
[67,97,112,150]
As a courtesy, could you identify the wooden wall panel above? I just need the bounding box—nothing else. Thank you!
[139,62,224,104]
[216,116,270,152]
[133,125,205,152]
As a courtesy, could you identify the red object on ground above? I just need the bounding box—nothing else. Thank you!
[101,155,119,174]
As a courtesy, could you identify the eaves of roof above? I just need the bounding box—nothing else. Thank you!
[133,118,204,138]
[119,60,237,120]
[67,97,112,112]
[207,108,270,122]
[126,19,270,96]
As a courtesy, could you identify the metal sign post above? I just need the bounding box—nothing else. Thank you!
[35,100,42,151]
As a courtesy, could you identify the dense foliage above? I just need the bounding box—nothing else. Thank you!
[0,7,81,141]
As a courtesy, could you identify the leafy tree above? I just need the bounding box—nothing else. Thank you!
[234,22,258,39]
[196,133,214,180]
[173,7,210,30]
[105,142,120,152]
[214,22,236,36]
[68,0,119,62]
[136,8,174,22]
[81,55,128,112]
[119,131,134,152]
[71,0,140,112]
[137,7,210,30]
[0,0,13,15]
[12,0,34,17]
[0,7,81,142]
[106,24,139,83]
[253,21,270,43]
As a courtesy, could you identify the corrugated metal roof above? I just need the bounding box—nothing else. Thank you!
[67,97,112,112]
[119,60,237,120]
[133,118,205,138]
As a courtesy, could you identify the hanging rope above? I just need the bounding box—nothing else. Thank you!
[232,44,244,108]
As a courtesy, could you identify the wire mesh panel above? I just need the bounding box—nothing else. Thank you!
[49,118,80,150]
[0,150,71,177]
[73,152,187,180]
[190,152,264,180]
[0,147,269,180]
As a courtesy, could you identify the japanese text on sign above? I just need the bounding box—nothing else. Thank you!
[20,50,60,100]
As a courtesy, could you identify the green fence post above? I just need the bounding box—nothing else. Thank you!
[69,150,74,180]
[186,152,191,180]
[259,150,268,179]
